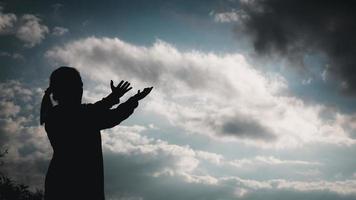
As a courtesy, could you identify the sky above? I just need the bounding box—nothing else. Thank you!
[1,0,356,199]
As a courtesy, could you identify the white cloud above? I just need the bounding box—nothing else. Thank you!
[103,125,356,196]
[229,156,320,168]
[220,177,356,196]
[0,81,50,189]
[102,124,345,196]
[0,101,20,117]
[0,81,46,149]
[102,125,205,175]
[52,26,68,36]
[0,7,17,34]
[0,7,49,47]
[0,80,354,198]
[45,36,356,148]
[302,77,312,85]
[271,179,356,195]
[211,9,248,23]
[254,156,320,165]
[16,14,49,47]
[0,80,33,101]
[196,150,223,165]
[213,11,238,23]
[0,51,25,60]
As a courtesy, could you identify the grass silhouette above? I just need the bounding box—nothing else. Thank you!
[0,149,44,200]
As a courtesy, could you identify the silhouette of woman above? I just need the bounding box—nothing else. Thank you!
[40,66,153,200]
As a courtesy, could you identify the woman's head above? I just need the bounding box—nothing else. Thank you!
[40,66,83,125]
[49,66,83,106]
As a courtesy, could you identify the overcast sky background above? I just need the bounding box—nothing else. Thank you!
[1,0,356,199]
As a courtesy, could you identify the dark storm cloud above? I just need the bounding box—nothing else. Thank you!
[221,116,276,141]
[236,0,356,93]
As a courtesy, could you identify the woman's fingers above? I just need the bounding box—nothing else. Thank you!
[142,87,153,97]
[144,87,153,93]
[111,80,151,98]
[118,80,124,88]
[112,80,131,90]
[126,87,132,92]
[121,81,126,88]
[124,82,130,89]
[110,80,115,91]
[136,87,153,99]
[119,81,130,90]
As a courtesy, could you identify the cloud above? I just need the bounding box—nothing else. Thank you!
[0,79,354,199]
[229,0,356,94]
[0,81,50,189]
[220,177,356,198]
[46,36,356,148]
[16,14,49,47]
[102,125,218,175]
[220,115,276,141]
[211,9,248,23]
[0,6,49,47]
[0,51,24,60]
[101,124,356,199]
[0,80,34,102]
[0,101,20,117]
[212,10,239,23]
[141,175,350,200]
[0,7,16,34]
[229,156,320,168]
[52,26,68,36]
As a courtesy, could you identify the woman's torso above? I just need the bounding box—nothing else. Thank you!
[44,104,105,200]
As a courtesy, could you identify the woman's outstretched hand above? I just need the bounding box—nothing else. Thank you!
[110,80,132,98]
[132,87,153,101]
[103,80,133,106]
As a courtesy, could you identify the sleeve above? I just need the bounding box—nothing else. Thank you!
[91,97,139,130]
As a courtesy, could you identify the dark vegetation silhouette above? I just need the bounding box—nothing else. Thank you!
[40,66,153,200]
[0,149,44,200]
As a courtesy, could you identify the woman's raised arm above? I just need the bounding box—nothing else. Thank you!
[94,87,153,130]
[92,80,132,110]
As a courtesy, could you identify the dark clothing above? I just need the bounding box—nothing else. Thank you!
[44,97,138,200]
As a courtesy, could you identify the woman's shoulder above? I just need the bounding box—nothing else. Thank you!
[48,104,96,120]
[48,104,80,117]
